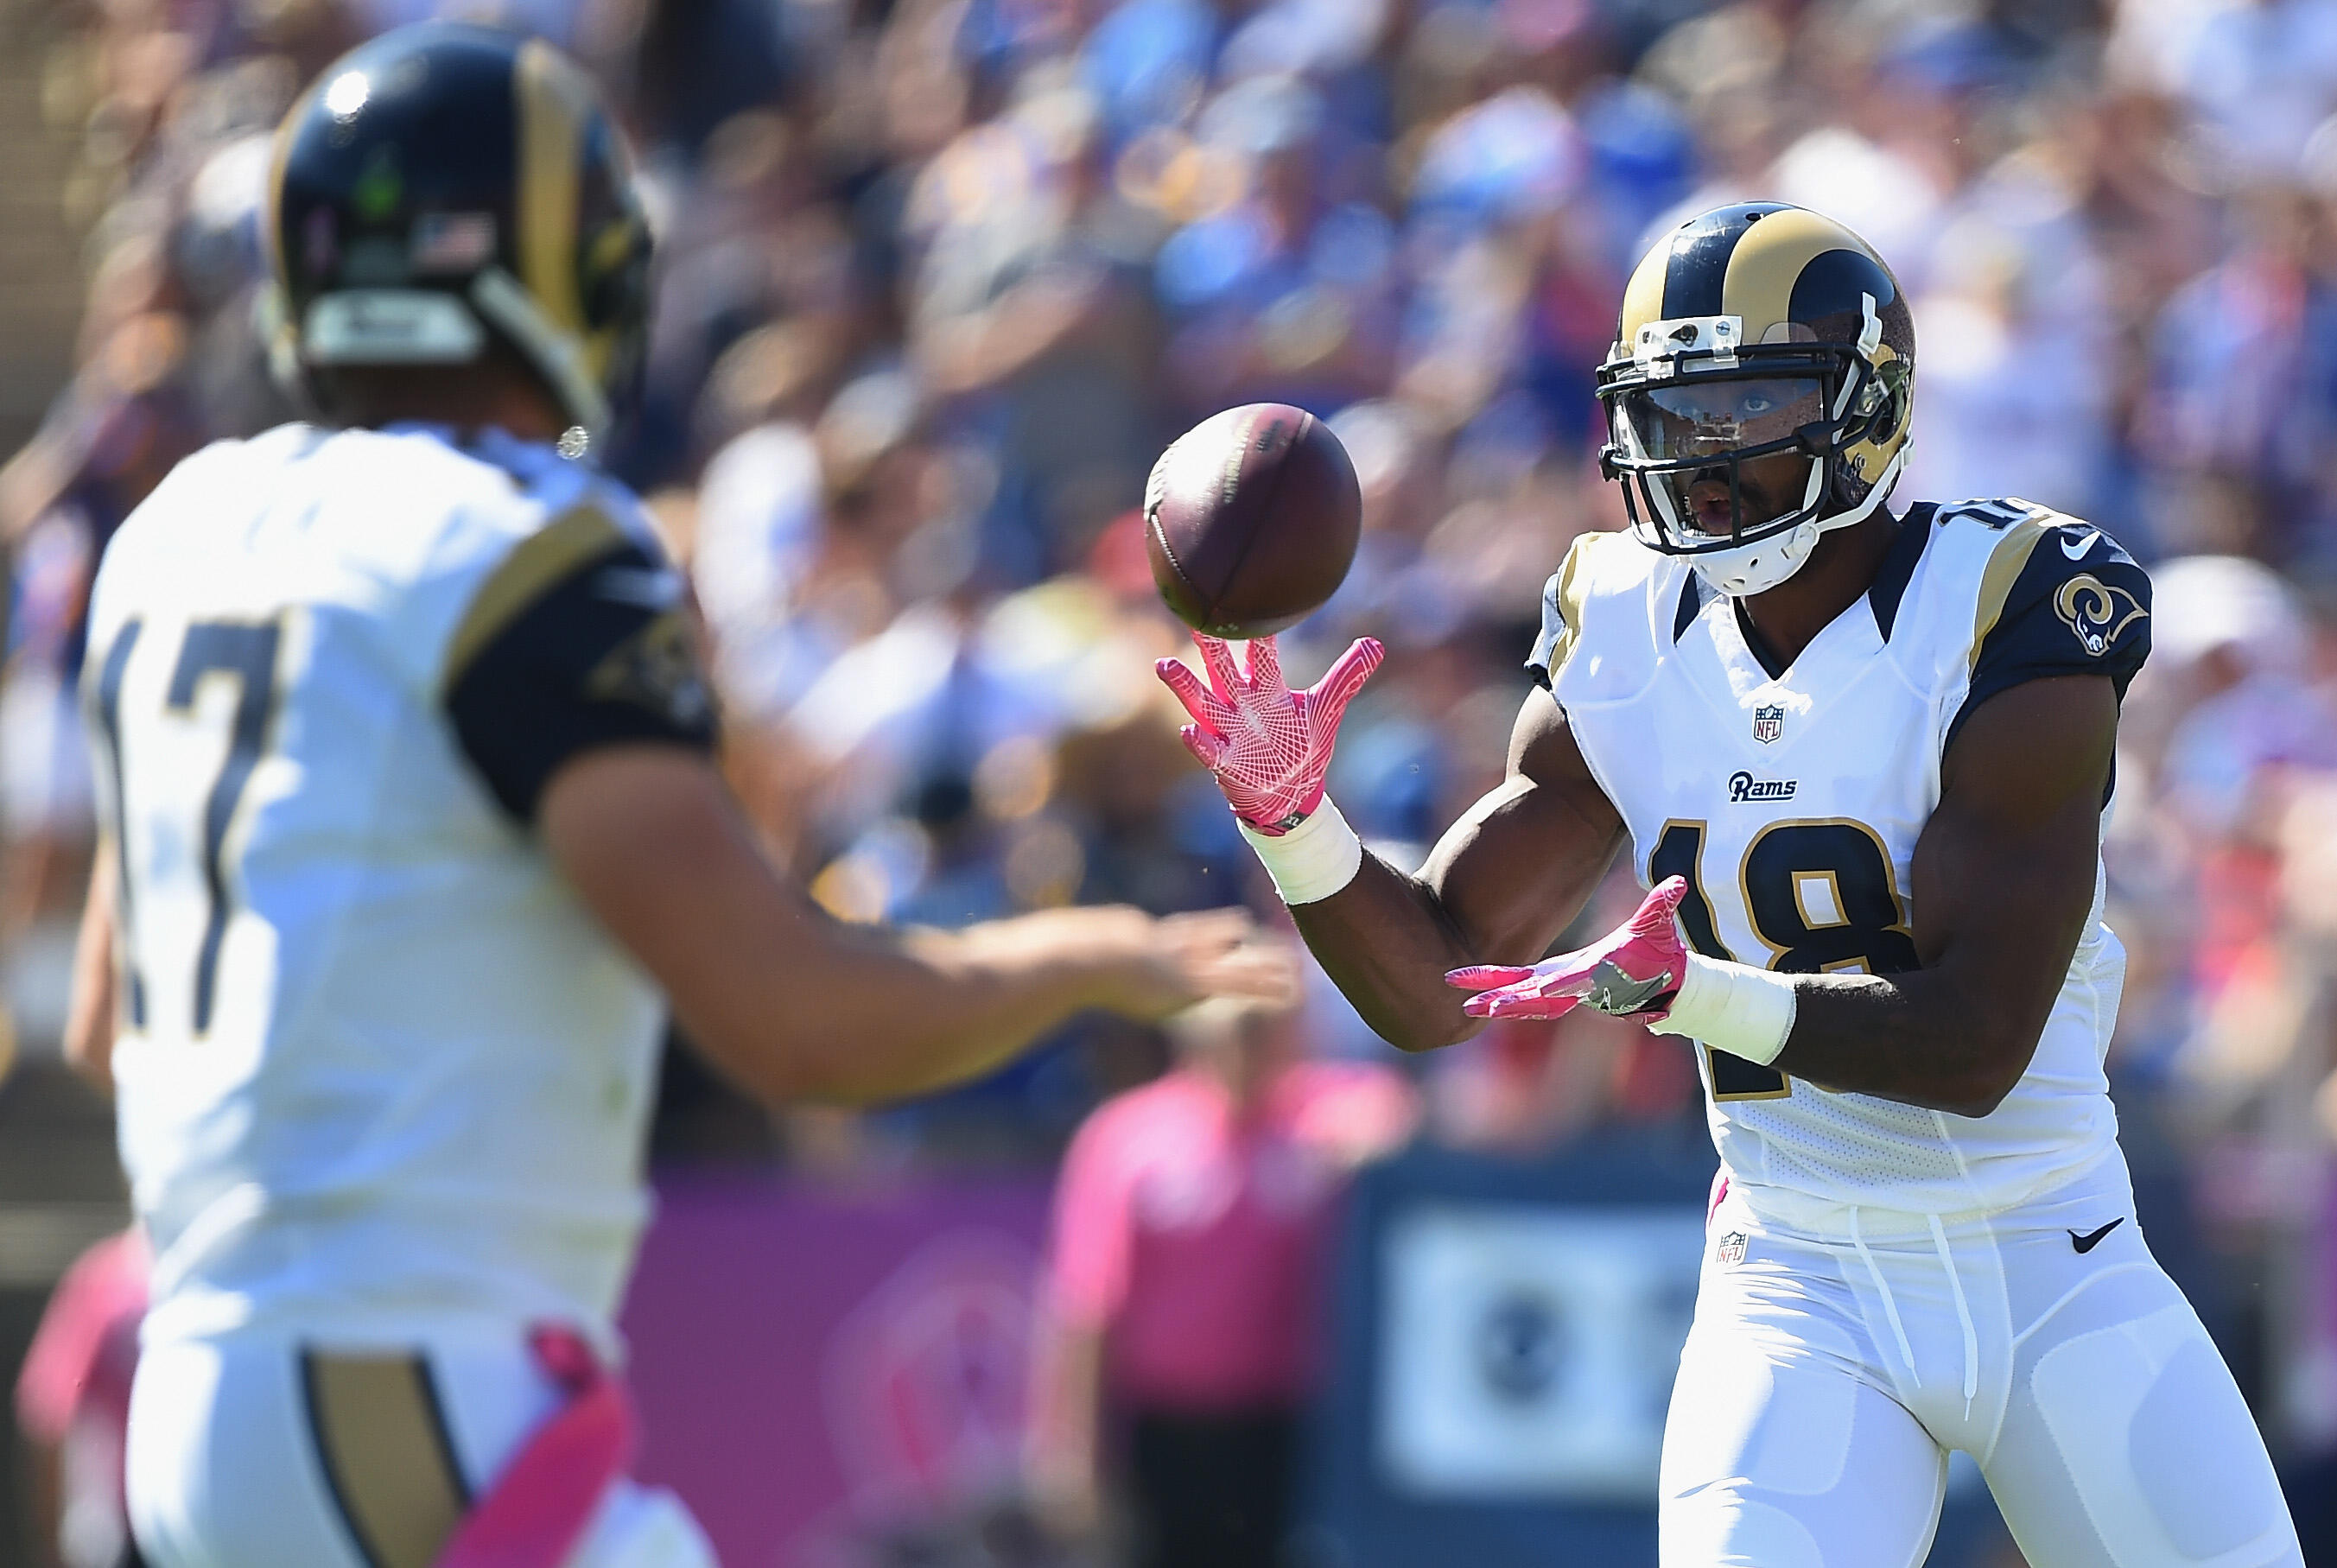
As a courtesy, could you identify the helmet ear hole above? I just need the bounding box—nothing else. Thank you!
[1864,359,1911,444]
[1871,386,1905,443]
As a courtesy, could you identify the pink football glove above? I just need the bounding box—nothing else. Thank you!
[1446,878,1692,1021]
[1155,632,1383,835]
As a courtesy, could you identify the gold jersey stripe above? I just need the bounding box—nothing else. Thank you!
[301,1351,470,1568]
[1969,514,2050,676]
[1543,529,1632,681]
[1719,206,1865,345]
[515,39,591,343]
[442,504,629,690]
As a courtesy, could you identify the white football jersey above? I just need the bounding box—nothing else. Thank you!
[83,422,714,1352]
[1532,501,2152,1216]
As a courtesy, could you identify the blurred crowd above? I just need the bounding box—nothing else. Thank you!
[10,0,2337,1549]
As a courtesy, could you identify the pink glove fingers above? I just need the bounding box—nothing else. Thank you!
[1178,722,1227,770]
[1443,879,1693,1025]
[1155,657,1222,730]
[1310,638,1385,729]
[1445,964,1538,989]
[1153,629,1381,833]
[1461,989,1583,1021]
[1632,877,1690,928]
[1245,632,1283,694]
[1195,632,1248,703]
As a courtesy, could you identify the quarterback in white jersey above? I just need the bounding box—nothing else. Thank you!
[72,25,1284,1568]
[1161,204,2302,1565]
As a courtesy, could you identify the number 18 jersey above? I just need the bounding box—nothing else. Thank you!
[82,422,715,1352]
[1530,502,2152,1216]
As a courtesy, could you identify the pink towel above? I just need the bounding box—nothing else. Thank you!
[435,1327,634,1568]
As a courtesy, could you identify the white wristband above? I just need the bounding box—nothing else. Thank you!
[1237,797,1363,905]
[1648,951,1799,1066]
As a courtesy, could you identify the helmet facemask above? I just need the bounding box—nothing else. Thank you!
[1597,306,1908,597]
[1617,371,1831,542]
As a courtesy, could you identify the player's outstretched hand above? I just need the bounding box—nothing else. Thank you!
[1445,878,1692,1022]
[1155,632,1382,835]
[1121,908,1302,1020]
[982,905,1301,1022]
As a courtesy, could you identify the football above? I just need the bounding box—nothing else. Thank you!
[1144,403,1362,639]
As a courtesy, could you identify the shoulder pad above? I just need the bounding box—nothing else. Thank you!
[1938,499,2150,751]
[1526,530,1661,688]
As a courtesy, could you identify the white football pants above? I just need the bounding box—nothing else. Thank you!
[126,1330,716,1568]
[1661,1155,2302,1568]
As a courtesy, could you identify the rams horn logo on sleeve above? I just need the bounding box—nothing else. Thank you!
[2053,575,2148,657]
[586,611,713,727]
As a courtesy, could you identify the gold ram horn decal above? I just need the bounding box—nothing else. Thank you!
[2053,575,2148,657]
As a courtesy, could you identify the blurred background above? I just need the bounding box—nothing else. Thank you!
[3,0,2337,1562]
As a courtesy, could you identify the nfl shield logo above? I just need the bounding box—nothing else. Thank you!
[1716,1231,1748,1266]
[1752,705,1784,744]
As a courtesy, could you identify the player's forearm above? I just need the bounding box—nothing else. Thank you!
[547,751,1201,1107]
[1285,769,1620,1051]
[1775,708,2105,1118]
[1288,850,1492,1052]
[62,849,118,1095]
[824,920,1125,1100]
[1773,962,2058,1116]
[694,912,1136,1106]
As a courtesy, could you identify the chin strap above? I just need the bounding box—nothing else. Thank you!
[1817,438,1910,536]
[470,268,611,439]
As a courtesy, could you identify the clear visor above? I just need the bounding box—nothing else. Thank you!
[1616,376,1827,540]
[1623,376,1825,460]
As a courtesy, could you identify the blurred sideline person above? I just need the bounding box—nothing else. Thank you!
[1159,205,2303,1565]
[16,1228,149,1568]
[67,25,1287,1568]
[1026,994,1412,1568]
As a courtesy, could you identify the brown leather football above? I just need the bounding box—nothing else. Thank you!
[1144,403,1362,638]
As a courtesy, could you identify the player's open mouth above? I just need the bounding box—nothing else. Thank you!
[1685,475,1745,535]
[1675,453,1811,539]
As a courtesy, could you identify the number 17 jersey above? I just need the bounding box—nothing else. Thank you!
[1530,502,2152,1216]
[82,422,716,1352]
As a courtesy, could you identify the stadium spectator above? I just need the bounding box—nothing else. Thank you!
[15,1229,148,1568]
[1027,992,1413,1567]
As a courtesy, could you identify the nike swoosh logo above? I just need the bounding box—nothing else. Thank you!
[2060,530,2099,561]
[2069,1218,2124,1254]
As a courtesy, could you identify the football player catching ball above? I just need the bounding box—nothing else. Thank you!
[1162,203,2303,1567]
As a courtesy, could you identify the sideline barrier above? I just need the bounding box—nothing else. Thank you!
[621,1171,1051,1565]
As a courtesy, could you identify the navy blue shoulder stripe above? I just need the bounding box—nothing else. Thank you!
[1868,504,1935,641]
[1673,571,1705,643]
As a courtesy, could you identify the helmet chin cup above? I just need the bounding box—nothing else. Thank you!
[1680,445,1908,599]
[1688,518,1820,598]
